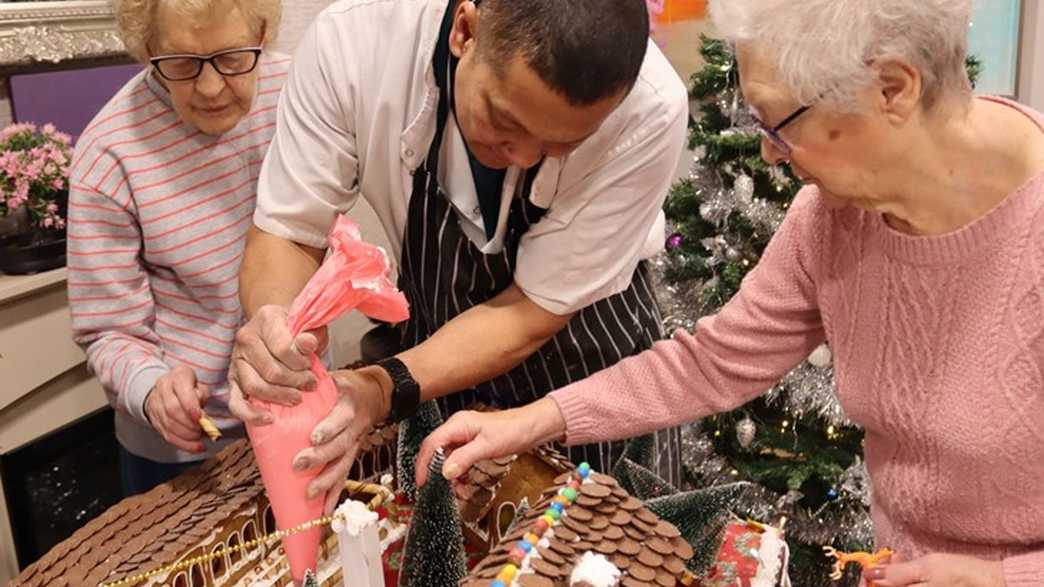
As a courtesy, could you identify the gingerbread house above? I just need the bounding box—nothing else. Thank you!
[461,466,696,587]
[8,426,401,587]
[456,446,575,552]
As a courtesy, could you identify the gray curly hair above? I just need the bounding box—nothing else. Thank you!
[709,0,974,111]
[111,0,282,63]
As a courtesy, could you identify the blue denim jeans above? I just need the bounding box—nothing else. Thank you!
[118,445,200,497]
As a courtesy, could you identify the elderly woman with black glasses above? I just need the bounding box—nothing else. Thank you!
[67,0,287,496]
[416,1,1044,585]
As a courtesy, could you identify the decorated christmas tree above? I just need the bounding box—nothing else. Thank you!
[656,36,981,586]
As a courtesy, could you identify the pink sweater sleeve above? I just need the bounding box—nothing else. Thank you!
[550,189,828,446]
[1004,549,1044,587]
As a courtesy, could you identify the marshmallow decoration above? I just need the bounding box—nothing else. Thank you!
[332,500,384,587]
[569,552,622,587]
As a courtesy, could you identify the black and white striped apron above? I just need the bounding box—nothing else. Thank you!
[397,2,681,485]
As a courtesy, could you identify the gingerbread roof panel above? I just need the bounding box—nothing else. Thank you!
[11,428,400,587]
[461,466,694,587]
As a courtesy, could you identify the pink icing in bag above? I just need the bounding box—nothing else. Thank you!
[245,216,409,584]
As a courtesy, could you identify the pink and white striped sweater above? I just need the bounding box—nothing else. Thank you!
[550,98,1044,585]
[68,55,289,463]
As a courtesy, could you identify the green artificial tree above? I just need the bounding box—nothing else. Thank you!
[609,441,748,577]
[657,36,982,586]
[612,456,678,501]
[395,401,444,503]
[396,403,468,586]
[645,483,751,574]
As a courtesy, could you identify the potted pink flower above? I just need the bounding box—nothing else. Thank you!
[0,122,71,274]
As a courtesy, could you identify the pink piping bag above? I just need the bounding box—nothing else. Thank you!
[246,216,409,585]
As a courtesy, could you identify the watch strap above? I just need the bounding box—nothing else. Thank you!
[377,357,421,422]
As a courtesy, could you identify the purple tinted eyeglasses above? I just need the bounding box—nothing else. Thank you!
[750,105,811,156]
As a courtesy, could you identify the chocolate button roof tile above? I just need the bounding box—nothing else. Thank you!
[579,483,611,499]
[647,537,674,556]
[536,546,566,566]
[575,494,602,508]
[653,520,681,539]
[671,537,695,560]
[468,469,491,486]
[620,497,643,511]
[549,540,577,558]
[561,516,588,534]
[589,515,610,531]
[637,548,664,568]
[655,569,676,586]
[628,563,656,582]
[624,525,647,541]
[530,558,563,578]
[635,508,659,525]
[622,577,655,587]
[631,518,654,534]
[553,525,579,542]
[567,507,594,522]
[611,553,632,569]
[663,555,686,575]
[618,538,642,556]
[517,574,555,587]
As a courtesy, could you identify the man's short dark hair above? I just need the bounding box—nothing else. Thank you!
[477,0,650,106]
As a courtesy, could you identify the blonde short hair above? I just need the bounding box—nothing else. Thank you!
[710,0,973,112]
[112,0,282,62]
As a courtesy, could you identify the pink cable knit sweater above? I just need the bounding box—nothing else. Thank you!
[550,98,1044,585]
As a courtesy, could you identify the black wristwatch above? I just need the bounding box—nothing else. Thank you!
[376,357,421,422]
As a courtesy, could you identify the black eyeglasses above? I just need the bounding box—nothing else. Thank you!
[750,104,811,156]
[150,47,263,82]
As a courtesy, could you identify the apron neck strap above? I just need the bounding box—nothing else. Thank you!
[427,1,457,173]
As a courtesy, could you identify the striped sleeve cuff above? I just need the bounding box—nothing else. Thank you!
[123,363,170,426]
[1004,549,1044,586]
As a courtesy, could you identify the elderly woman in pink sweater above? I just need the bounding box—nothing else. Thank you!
[415,0,1044,585]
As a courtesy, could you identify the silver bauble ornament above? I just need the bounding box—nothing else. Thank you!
[736,416,757,449]
[733,174,755,204]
